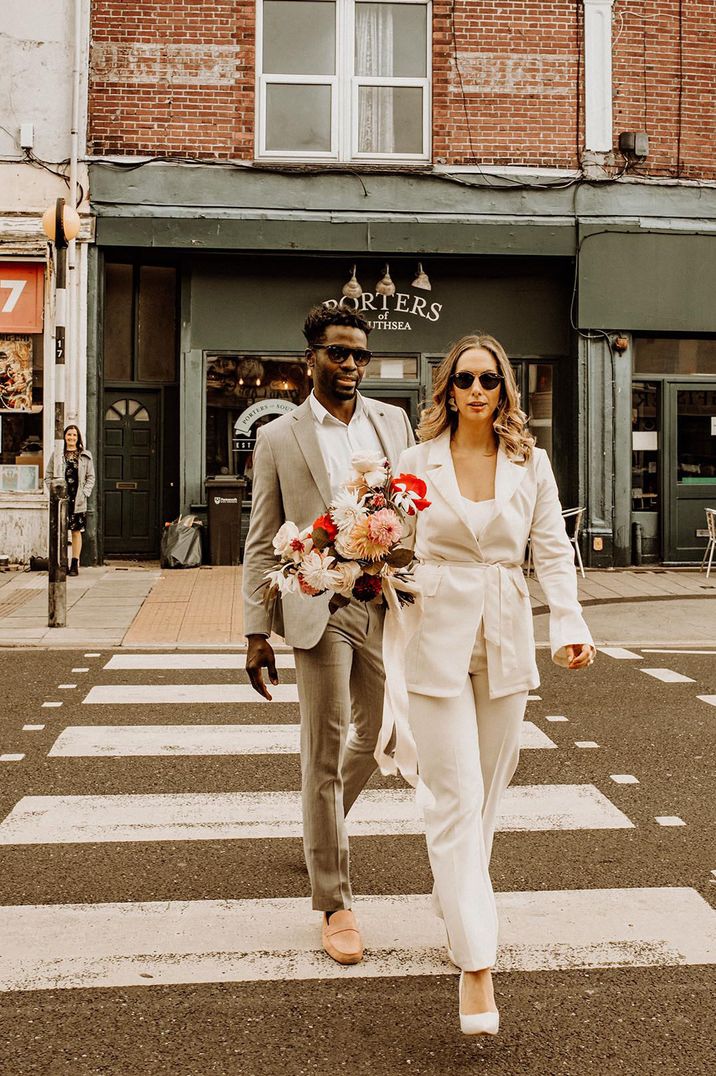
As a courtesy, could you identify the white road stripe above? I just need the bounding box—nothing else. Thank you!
[1,888,714,992]
[643,649,716,655]
[0,754,24,762]
[697,695,716,708]
[599,647,642,660]
[105,653,295,671]
[574,741,599,749]
[48,720,555,757]
[0,785,633,845]
[655,816,686,827]
[545,715,568,722]
[22,725,45,732]
[71,668,89,673]
[82,684,300,705]
[641,668,695,684]
[610,775,639,785]
[41,702,62,709]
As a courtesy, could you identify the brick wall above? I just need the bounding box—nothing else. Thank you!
[88,0,715,179]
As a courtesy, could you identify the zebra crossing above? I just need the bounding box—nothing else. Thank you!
[1,647,716,996]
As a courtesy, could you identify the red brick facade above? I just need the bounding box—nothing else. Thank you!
[88,0,716,179]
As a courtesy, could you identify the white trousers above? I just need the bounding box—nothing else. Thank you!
[408,626,527,971]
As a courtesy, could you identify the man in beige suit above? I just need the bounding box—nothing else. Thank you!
[243,304,414,964]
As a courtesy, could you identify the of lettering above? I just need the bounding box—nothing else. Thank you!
[214,496,238,504]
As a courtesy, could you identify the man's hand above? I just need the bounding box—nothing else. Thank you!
[245,634,279,700]
[566,643,595,670]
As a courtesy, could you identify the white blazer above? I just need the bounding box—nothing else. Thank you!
[376,430,593,788]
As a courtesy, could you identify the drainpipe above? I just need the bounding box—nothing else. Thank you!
[67,0,82,423]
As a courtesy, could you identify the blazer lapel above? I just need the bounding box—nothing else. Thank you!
[485,446,527,529]
[362,396,395,466]
[425,430,478,544]
[291,400,333,508]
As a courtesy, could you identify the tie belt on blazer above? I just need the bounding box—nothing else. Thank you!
[418,559,526,680]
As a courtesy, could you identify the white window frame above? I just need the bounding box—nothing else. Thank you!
[256,0,431,163]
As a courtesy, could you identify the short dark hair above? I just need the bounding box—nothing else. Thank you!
[302,303,371,348]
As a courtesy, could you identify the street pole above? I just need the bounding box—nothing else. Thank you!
[48,198,69,628]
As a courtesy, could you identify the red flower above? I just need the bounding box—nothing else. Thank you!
[352,573,383,602]
[390,473,431,514]
[312,513,339,542]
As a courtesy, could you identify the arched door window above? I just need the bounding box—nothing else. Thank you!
[104,398,150,423]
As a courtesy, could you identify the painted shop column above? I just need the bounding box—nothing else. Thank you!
[582,0,615,173]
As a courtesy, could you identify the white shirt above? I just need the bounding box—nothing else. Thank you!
[461,496,495,539]
[309,390,384,496]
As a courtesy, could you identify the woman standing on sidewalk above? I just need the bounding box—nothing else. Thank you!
[44,425,95,576]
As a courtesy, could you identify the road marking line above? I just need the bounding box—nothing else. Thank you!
[84,653,101,657]
[71,668,89,673]
[82,684,300,705]
[643,649,716,655]
[58,684,77,689]
[655,816,686,827]
[599,647,642,660]
[0,785,633,845]
[545,715,568,722]
[1,887,714,992]
[22,725,45,732]
[48,720,557,757]
[0,754,24,762]
[575,741,599,749]
[41,702,62,709]
[104,653,295,671]
[610,775,639,784]
[527,695,541,701]
[697,695,716,708]
[641,668,695,684]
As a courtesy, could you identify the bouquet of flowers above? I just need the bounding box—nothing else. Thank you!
[264,452,431,612]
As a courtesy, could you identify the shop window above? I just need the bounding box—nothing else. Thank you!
[526,364,553,462]
[0,333,43,491]
[258,0,430,161]
[205,354,310,489]
[104,263,177,383]
[632,382,659,511]
[676,388,716,485]
[634,337,716,376]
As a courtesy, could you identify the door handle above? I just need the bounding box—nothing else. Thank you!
[116,481,138,490]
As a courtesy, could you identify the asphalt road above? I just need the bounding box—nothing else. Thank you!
[0,645,714,1076]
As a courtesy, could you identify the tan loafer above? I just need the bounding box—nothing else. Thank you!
[321,910,363,965]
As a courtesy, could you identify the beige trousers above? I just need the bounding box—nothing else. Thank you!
[408,625,527,971]
[293,600,386,911]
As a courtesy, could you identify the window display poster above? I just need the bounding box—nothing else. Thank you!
[0,336,32,412]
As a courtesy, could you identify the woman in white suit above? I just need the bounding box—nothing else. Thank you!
[377,334,594,1036]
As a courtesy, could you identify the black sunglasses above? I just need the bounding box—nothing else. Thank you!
[317,344,372,368]
[451,370,504,391]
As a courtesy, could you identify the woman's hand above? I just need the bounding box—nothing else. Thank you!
[566,643,595,670]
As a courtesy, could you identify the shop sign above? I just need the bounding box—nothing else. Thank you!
[322,292,443,333]
[233,398,297,450]
[0,263,44,334]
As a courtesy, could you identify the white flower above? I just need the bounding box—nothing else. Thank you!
[331,560,362,596]
[330,488,368,533]
[334,529,364,560]
[265,566,299,595]
[298,550,339,593]
[272,521,312,563]
[350,451,388,488]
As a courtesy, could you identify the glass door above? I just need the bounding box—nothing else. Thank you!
[665,383,716,562]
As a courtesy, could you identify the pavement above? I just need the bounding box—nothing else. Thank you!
[0,561,714,649]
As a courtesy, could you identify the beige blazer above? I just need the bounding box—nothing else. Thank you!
[393,430,593,699]
[242,394,415,649]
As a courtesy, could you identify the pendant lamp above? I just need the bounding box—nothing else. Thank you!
[375,264,396,296]
[412,262,431,291]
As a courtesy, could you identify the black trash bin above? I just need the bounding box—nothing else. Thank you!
[205,477,245,565]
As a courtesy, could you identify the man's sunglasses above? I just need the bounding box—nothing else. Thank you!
[317,344,372,368]
[450,370,504,391]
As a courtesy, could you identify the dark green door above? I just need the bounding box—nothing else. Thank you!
[666,383,716,562]
[102,390,160,556]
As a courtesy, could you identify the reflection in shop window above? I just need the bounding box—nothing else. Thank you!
[0,334,43,492]
[632,382,659,511]
[205,354,311,490]
[527,364,553,462]
[634,337,716,376]
[677,388,716,484]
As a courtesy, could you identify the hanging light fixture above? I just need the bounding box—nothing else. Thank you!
[375,264,396,296]
[342,264,363,298]
[412,262,431,291]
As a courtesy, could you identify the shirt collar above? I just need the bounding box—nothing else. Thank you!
[309,390,366,426]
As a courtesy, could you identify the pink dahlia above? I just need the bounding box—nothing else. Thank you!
[367,509,403,549]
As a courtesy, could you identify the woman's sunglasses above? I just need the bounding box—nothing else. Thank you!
[451,370,504,391]
[318,344,372,368]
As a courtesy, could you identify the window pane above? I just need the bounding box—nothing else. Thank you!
[634,337,716,375]
[357,86,422,154]
[356,3,427,77]
[0,333,43,489]
[104,263,133,381]
[631,382,659,511]
[527,364,553,462]
[263,1,336,75]
[137,266,177,382]
[677,388,716,484]
[266,84,332,152]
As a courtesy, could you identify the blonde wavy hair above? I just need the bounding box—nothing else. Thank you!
[417,333,535,462]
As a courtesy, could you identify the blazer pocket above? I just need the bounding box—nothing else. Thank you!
[414,562,441,598]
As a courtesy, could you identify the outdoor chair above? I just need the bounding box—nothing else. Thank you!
[526,506,586,579]
[701,507,716,579]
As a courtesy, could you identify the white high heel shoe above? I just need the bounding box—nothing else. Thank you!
[458,971,500,1036]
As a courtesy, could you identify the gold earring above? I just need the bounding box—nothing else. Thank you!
[448,397,458,412]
